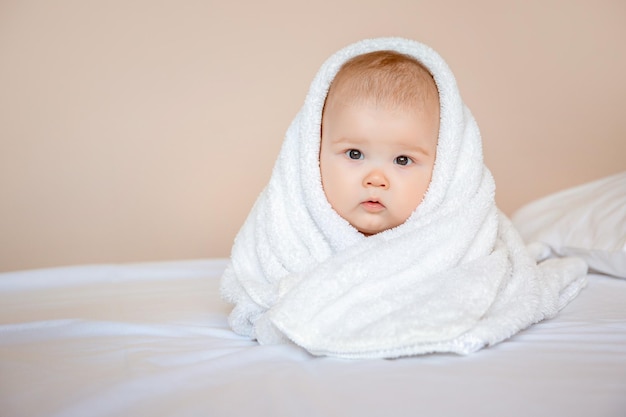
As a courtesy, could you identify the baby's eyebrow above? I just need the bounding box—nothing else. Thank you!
[404,144,432,156]
[332,136,366,145]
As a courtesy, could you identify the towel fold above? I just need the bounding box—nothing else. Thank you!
[220,37,587,358]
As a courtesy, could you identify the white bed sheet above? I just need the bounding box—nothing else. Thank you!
[1,259,625,417]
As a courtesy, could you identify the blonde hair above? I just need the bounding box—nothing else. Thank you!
[323,50,439,112]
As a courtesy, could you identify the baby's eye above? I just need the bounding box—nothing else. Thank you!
[394,155,413,166]
[346,149,363,160]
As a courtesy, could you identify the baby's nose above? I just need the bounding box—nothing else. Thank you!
[363,169,389,189]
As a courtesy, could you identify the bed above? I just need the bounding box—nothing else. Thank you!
[1,174,625,417]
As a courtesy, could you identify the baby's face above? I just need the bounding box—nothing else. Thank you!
[320,98,439,236]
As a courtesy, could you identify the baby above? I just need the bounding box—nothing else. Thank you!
[221,38,587,359]
[319,51,440,236]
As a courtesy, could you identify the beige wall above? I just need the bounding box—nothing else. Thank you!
[1,0,625,272]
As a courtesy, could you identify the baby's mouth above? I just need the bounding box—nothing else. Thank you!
[361,199,385,212]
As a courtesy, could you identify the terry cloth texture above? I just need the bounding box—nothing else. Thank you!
[220,37,587,358]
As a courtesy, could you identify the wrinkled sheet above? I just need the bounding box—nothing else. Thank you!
[1,259,625,417]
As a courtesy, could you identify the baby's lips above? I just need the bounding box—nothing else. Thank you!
[361,199,386,212]
[365,196,384,205]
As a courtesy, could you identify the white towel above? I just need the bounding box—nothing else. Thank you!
[220,37,588,358]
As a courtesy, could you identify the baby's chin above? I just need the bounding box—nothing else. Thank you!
[354,216,409,236]
[355,223,392,237]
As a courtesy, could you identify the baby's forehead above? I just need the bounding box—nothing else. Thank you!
[323,85,440,129]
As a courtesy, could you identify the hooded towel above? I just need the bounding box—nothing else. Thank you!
[220,37,587,358]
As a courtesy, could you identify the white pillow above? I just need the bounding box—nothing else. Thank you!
[511,172,626,278]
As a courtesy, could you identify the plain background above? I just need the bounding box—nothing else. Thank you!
[1,0,625,272]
